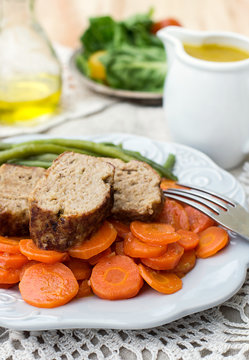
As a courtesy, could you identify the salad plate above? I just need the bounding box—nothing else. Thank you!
[0,133,249,331]
[70,50,163,105]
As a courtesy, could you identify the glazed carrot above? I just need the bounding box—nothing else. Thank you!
[90,255,143,300]
[108,219,130,239]
[0,252,28,269]
[177,229,199,250]
[88,248,112,265]
[196,226,229,258]
[141,242,184,270]
[69,221,117,260]
[19,239,68,264]
[130,221,180,246]
[0,267,21,283]
[173,250,196,275]
[124,233,167,258]
[0,236,32,256]
[185,206,215,233]
[160,179,183,190]
[114,241,124,255]
[0,236,21,254]
[19,263,79,308]
[157,199,189,231]
[76,280,93,299]
[20,260,39,280]
[65,258,92,280]
[138,264,182,294]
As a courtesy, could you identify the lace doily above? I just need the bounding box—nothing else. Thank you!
[0,165,248,360]
[0,45,116,139]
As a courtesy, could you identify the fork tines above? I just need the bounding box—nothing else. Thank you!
[163,184,236,218]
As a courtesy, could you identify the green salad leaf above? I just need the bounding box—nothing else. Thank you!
[100,45,166,92]
[76,10,167,92]
[120,10,163,48]
[80,16,117,57]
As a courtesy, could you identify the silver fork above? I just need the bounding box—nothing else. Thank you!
[163,184,249,240]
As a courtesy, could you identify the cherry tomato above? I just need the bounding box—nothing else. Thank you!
[151,18,182,34]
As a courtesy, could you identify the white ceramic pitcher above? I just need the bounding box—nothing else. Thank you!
[158,27,249,170]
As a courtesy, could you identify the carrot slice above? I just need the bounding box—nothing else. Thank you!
[114,241,125,255]
[0,252,28,269]
[141,242,184,270]
[88,248,112,265]
[0,268,21,283]
[130,221,180,246]
[124,233,167,258]
[160,180,183,190]
[185,206,215,233]
[90,255,143,300]
[69,221,117,260]
[173,250,196,274]
[196,226,229,258]
[19,239,68,264]
[177,229,199,250]
[157,199,189,231]
[65,258,92,280]
[20,261,39,281]
[76,280,93,299]
[108,219,130,239]
[19,263,79,308]
[0,236,21,254]
[138,264,182,294]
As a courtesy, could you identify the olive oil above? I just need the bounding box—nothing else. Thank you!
[183,43,249,62]
[0,74,62,124]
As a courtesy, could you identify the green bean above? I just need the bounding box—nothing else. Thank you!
[28,153,58,162]
[101,142,123,149]
[13,141,97,157]
[163,153,176,171]
[9,160,52,168]
[2,138,177,180]
[0,143,98,165]
[0,142,12,150]
[12,139,133,162]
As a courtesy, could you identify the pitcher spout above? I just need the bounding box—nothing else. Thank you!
[157,27,206,67]
[157,26,183,67]
[157,26,185,46]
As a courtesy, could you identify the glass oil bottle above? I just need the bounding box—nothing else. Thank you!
[0,0,62,124]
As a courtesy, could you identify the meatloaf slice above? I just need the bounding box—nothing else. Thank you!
[0,164,45,236]
[102,158,164,221]
[29,152,115,251]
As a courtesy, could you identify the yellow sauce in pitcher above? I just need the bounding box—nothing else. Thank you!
[0,74,62,124]
[183,43,249,62]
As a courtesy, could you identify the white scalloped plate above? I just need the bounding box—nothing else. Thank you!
[1,133,249,331]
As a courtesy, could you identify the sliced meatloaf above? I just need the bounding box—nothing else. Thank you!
[0,164,45,236]
[29,152,115,251]
[102,158,164,221]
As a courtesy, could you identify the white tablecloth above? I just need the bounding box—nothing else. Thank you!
[0,45,249,360]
